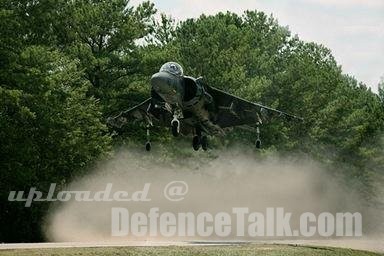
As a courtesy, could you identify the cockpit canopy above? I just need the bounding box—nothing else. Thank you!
[159,62,184,77]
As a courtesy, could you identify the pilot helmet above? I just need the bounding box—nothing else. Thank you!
[159,62,184,77]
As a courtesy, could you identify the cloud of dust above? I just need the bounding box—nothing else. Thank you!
[44,147,383,242]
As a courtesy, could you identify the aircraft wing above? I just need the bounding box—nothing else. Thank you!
[205,85,303,128]
[106,98,152,128]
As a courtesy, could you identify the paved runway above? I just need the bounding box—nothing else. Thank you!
[1,239,383,253]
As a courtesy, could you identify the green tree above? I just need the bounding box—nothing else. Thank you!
[57,0,156,115]
[0,45,111,242]
[2,3,384,241]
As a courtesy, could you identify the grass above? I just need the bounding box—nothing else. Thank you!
[0,244,382,256]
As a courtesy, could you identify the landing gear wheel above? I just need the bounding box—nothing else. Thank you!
[255,139,261,149]
[192,135,201,151]
[145,141,151,151]
[201,135,208,151]
[171,120,179,137]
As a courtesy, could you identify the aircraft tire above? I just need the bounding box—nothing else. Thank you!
[255,139,261,149]
[201,135,208,151]
[192,135,201,151]
[171,120,179,137]
[145,141,151,151]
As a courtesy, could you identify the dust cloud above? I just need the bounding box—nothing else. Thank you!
[44,147,383,242]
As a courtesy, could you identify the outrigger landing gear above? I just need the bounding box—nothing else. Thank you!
[255,125,261,149]
[145,124,151,151]
[145,141,151,151]
[144,109,153,151]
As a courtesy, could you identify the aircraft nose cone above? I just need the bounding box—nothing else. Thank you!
[151,72,173,93]
[150,71,182,105]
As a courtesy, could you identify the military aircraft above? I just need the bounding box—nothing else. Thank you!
[107,62,303,151]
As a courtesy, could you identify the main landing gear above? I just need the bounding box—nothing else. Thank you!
[192,128,208,151]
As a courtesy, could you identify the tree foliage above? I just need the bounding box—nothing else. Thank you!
[1,1,383,242]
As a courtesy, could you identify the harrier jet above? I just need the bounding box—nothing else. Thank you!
[107,62,303,151]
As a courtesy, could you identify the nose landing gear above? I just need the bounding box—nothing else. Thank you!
[171,107,183,137]
[171,119,180,137]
